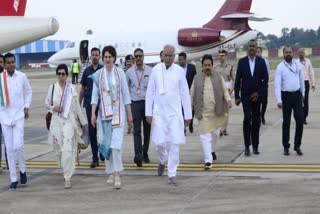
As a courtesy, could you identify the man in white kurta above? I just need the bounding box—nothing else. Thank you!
[146,45,192,185]
[0,53,32,190]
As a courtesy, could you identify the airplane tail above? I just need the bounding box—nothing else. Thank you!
[203,0,252,31]
[0,0,27,16]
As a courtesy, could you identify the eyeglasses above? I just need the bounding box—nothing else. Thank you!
[134,55,143,58]
[57,72,66,76]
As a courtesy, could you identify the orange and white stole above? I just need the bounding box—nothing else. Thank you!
[0,71,10,107]
[58,82,73,118]
[99,66,121,127]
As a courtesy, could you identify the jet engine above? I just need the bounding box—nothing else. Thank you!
[178,28,221,47]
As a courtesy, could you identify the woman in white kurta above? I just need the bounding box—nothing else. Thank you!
[45,64,87,189]
[91,46,132,189]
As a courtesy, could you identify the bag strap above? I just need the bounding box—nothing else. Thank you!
[51,84,55,106]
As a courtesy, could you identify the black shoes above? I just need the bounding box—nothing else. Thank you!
[90,161,99,168]
[158,164,165,176]
[261,118,266,125]
[212,152,217,161]
[189,125,194,133]
[142,155,150,164]
[20,171,27,186]
[284,148,290,156]
[244,147,250,156]
[304,121,308,125]
[294,147,303,156]
[9,181,18,191]
[134,156,143,167]
[253,148,260,155]
[204,162,212,170]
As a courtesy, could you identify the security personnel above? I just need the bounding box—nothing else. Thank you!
[71,59,80,84]
[214,49,234,136]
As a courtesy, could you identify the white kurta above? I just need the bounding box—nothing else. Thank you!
[0,70,32,183]
[46,82,87,180]
[146,63,192,144]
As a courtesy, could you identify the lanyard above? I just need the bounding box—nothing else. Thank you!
[135,68,144,90]
[283,61,297,74]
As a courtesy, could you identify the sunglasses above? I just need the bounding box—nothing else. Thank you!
[57,72,66,76]
[134,55,143,58]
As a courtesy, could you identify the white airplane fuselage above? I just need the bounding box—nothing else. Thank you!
[48,30,258,66]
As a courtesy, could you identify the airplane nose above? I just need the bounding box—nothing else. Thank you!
[48,17,59,35]
[48,54,58,65]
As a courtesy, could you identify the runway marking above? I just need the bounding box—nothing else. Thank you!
[2,161,320,172]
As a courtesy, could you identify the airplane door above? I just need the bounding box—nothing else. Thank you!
[79,40,89,63]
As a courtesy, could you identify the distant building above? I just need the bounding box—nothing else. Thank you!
[8,40,69,68]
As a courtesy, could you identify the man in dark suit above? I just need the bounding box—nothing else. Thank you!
[178,52,197,133]
[234,40,269,156]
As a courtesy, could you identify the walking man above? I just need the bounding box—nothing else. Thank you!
[0,53,32,190]
[191,54,232,169]
[275,46,305,156]
[126,48,152,167]
[256,47,270,125]
[298,48,315,125]
[71,59,80,84]
[234,40,268,156]
[146,44,192,185]
[79,47,103,168]
[214,49,234,135]
[178,52,197,134]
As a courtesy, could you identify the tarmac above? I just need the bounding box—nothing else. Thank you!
[0,69,320,213]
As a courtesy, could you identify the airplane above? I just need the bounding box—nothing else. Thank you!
[0,0,59,53]
[48,0,270,66]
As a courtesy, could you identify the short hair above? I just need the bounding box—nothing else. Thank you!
[283,46,293,53]
[201,54,213,65]
[91,47,100,55]
[134,48,144,55]
[56,64,69,76]
[178,52,187,59]
[125,54,134,61]
[4,53,15,63]
[102,45,117,63]
[257,47,263,52]
[160,50,163,57]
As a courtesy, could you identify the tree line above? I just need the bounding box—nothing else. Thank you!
[259,27,320,49]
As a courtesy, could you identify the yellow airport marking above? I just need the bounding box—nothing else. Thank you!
[2,161,320,172]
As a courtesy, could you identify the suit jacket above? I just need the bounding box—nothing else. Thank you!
[186,63,197,89]
[234,56,268,100]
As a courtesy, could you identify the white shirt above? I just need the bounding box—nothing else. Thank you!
[299,58,315,86]
[274,60,305,104]
[0,70,32,125]
[248,56,256,76]
[183,65,187,76]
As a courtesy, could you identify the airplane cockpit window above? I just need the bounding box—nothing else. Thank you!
[66,42,75,48]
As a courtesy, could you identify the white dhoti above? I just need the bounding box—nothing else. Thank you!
[2,119,25,182]
[200,129,220,164]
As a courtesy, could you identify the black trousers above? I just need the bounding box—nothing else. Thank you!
[132,100,151,159]
[85,106,99,162]
[260,91,268,120]
[281,91,304,149]
[303,81,310,122]
[72,73,79,84]
[241,97,261,149]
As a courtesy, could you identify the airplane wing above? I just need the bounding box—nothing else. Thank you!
[221,13,271,21]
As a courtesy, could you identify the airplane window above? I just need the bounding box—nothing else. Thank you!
[132,42,135,48]
[138,42,142,47]
[115,43,118,48]
[66,42,75,48]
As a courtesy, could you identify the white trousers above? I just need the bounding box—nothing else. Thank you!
[200,129,220,163]
[2,119,25,182]
[105,149,123,174]
[156,143,179,177]
[56,149,76,180]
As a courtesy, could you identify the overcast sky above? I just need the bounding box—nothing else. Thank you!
[26,0,319,41]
